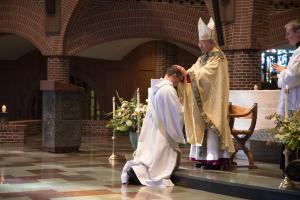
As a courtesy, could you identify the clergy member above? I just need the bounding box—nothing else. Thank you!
[121,65,186,187]
[272,18,300,117]
[176,17,235,170]
[272,18,300,170]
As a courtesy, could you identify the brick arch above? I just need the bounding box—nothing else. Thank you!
[64,1,209,55]
[266,8,300,50]
[0,1,50,54]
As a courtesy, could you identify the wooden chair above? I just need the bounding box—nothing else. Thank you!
[228,102,258,169]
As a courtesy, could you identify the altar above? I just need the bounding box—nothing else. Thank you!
[229,90,281,163]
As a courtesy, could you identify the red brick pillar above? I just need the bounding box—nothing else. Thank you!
[47,56,70,83]
[41,56,82,153]
[155,41,177,78]
[225,49,261,90]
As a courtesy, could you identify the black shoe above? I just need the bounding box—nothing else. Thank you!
[203,164,221,170]
[194,162,205,168]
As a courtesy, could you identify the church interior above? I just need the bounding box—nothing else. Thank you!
[0,0,300,199]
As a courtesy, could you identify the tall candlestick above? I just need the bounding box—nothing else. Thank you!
[285,85,289,121]
[137,88,141,136]
[109,96,117,161]
[1,105,6,113]
[137,88,140,107]
[112,97,115,118]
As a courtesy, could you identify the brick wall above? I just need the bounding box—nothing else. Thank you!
[65,1,208,55]
[0,124,25,143]
[267,7,300,49]
[0,120,42,143]
[0,0,51,54]
[9,120,42,136]
[47,56,70,83]
[2,0,300,118]
[0,119,110,143]
[155,41,177,78]
[226,49,261,90]
[81,120,111,136]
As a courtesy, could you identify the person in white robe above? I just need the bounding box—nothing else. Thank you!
[272,18,300,169]
[121,66,186,187]
[176,17,235,170]
[272,18,300,116]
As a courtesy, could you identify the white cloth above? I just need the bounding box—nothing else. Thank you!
[277,46,300,116]
[198,17,216,41]
[189,129,230,160]
[121,79,186,187]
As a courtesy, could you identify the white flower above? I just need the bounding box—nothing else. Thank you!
[121,101,129,108]
[135,107,140,113]
[126,120,133,127]
[275,134,284,141]
[142,105,147,112]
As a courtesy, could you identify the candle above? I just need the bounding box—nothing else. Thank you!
[137,88,140,107]
[285,85,289,120]
[1,105,6,113]
[112,97,115,119]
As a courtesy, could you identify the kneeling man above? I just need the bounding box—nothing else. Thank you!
[121,65,186,187]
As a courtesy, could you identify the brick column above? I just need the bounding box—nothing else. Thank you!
[47,56,70,83]
[225,49,261,90]
[43,57,81,153]
[155,41,177,78]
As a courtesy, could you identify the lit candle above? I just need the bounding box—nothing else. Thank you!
[137,88,140,107]
[112,96,115,119]
[1,105,6,113]
[285,85,289,121]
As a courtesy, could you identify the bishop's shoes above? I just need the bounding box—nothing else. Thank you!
[194,158,231,170]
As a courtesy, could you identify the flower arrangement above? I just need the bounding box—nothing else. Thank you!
[106,94,147,133]
[266,110,300,150]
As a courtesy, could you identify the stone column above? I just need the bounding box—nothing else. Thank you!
[41,56,82,153]
[40,81,82,153]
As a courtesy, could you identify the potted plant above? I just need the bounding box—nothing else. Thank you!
[267,110,300,186]
[267,110,300,151]
[106,94,147,150]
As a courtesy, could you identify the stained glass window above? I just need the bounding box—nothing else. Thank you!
[261,49,294,89]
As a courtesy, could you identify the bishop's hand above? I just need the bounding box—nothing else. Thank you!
[174,65,187,76]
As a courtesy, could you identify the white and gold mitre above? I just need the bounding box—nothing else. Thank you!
[198,17,216,41]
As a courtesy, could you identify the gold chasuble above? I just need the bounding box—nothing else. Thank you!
[178,46,235,153]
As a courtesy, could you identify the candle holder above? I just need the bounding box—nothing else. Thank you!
[279,148,295,189]
[136,88,141,139]
[109,96,119,161]
[0,112,8,126]
[108,130,118,161]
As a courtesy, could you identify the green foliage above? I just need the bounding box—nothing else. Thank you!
[267,110,300,150]
[106,93,147,133]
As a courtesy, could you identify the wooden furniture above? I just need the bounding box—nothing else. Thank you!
[228,102,258,169]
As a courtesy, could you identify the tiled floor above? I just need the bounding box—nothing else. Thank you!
[0,134,246,200]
